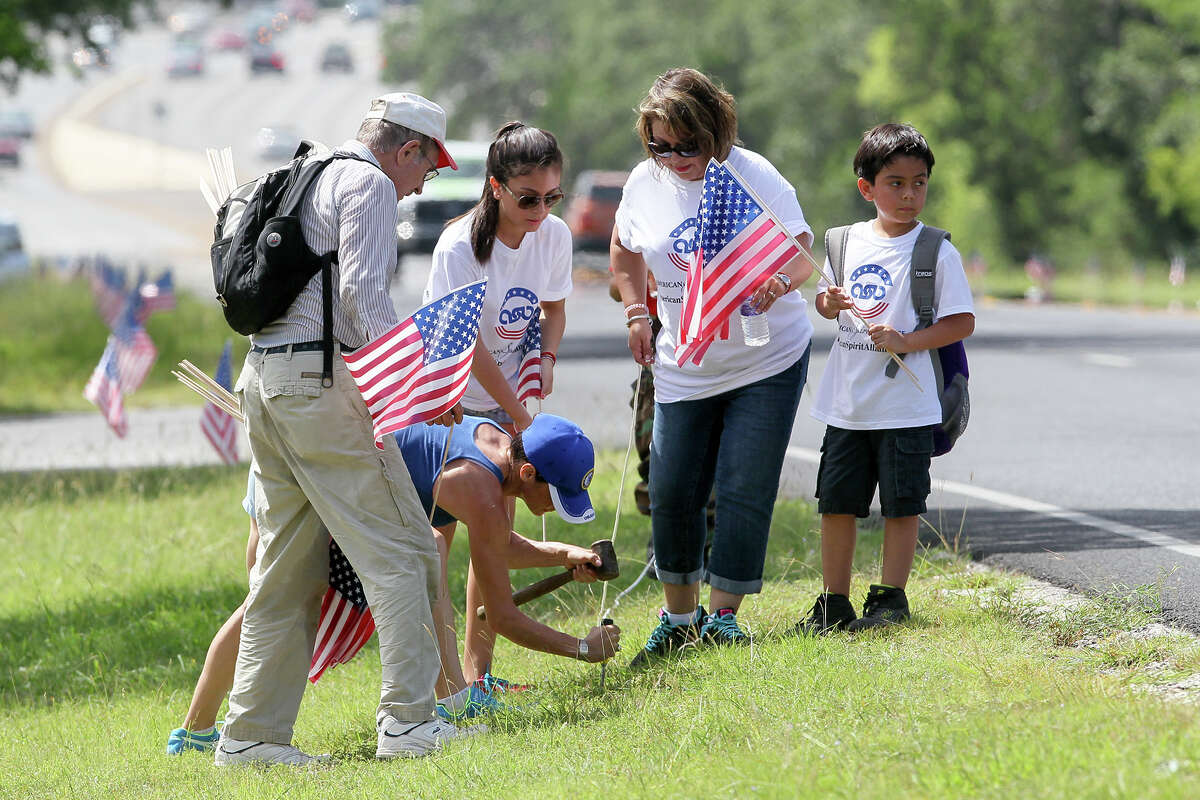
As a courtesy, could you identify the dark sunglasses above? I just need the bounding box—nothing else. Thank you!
[647,138,702,158]
[501,182,564,210]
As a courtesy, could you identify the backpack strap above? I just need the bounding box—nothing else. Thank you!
[281,148,381,387]
[885,224,950,379]
[823,225,853,287]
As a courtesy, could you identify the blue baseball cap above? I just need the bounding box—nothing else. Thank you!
[523,414,596,524]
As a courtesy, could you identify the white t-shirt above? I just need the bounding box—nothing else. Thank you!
[424,212,573,411]
[614,148,814,403]
[810,221,975,430]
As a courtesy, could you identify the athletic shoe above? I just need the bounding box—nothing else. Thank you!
[436,683,505,722]
[376,716,485,759]
[214,737,329,766]
[846,584,911,631]
[478,672,532,694]
[165,726,220,755]
[793,592,858,635]
[628,607,704,669]
[700,607,752,646]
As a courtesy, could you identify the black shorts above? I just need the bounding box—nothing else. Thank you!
[815,425,934,519]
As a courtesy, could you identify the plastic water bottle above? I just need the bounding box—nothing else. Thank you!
[740,300,770,346]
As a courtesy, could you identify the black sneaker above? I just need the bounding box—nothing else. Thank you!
[846,584,910,631]
[699,607,752,646]
[629,607,704,669]
[793,592,857,635]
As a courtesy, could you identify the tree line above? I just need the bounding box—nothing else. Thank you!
[383,0,1200,273]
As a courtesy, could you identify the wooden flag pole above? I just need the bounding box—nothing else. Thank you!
[721,160,923,392]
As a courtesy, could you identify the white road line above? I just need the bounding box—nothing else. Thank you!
[1083,352,1134,368]
[785,446,1200,560]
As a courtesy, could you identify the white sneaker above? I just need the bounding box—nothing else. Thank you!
[375,716,487,759]
[214,737,330,767]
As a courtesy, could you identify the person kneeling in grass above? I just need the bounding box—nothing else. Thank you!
[166,413,621,756]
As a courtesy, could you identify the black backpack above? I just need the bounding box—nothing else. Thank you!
[210,141,374,385]
[825,224,970,456]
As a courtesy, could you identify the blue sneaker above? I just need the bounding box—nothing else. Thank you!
[477,672,532,694]
[628,607,704,670]
[165,726,220,755]
[700,607,752,646]
[436,683,505,722]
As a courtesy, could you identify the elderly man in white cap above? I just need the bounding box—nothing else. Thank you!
[217,93,471,765]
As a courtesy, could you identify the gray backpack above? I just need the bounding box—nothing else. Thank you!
[824,224,969,456]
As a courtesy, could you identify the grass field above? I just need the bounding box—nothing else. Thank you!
[1,457,1198,799]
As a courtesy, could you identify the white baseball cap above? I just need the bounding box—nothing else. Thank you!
[363,92,458,170]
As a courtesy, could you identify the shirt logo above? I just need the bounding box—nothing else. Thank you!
[495,286,539,340]
[667,217,699,271]
[848,263,894,319]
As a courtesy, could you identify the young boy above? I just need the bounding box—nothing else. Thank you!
[798,123,975,633]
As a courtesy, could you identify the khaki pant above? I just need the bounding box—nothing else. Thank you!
[224,348,441,744]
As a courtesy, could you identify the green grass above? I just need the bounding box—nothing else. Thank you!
[975,265,1200,311]
[0,270,247,414]
[1,455,1198,798]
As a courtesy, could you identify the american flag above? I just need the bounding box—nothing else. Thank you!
[137,271,176,321]
[675,159,801,366]
[88,260,127,329]
[83,342,127,437]
[200,340,239,464]
[515,312,541,403]
[309,538,376,683]
[343,279,487,448]
[110,295,158,394]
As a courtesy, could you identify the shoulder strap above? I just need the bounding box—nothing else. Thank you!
[884,224,950,379]
[824,225,853,286]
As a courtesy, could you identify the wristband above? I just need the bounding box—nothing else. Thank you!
[625,314,652,328]
[540,351,556,363]
[774,272,792,293]
[623,303,649,320]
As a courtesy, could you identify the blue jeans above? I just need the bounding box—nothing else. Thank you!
[650,346,810,594]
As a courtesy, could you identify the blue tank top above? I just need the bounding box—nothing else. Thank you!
[392,416,507,527]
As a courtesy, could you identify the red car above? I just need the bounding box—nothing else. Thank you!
[565,170,628,252]
[209,28,246,51]
[0,138,20,167]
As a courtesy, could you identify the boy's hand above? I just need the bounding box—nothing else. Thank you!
[868,324,910,353]
[822,285,854,315]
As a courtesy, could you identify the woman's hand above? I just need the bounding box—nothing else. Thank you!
[747,272,791,313]
[627,318,655,365]
[540,357,555,397]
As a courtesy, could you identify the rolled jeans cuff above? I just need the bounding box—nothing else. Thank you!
[654,564,704,586]
[705,571,763,595]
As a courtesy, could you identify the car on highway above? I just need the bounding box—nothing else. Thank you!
[0,138,20,168]
[0,216,30,282]
[209,27,246,51]
[564,170,627,252]
[396,140,487,258]
[345,0,381,22]
[283,0,317,23]
[0,109,34,139]
[319,41,354,72]
[256,125,302,162]
[166,43,205,78]
[249,43,285,74]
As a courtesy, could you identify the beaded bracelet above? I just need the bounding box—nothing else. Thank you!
[623,303,649,321]
[541,351,556,363]
[625,314,653,327]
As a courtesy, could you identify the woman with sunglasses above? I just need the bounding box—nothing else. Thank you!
[424,121,571,688]
[610,67,815,667]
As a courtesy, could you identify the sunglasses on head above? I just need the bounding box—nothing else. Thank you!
[500,182,564,210]
[647,138,702,159]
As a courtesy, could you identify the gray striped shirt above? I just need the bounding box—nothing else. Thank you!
[251,139,400,349]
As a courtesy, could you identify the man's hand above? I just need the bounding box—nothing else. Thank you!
[427,403,464,427]
[565,546,604,583]
[578,622,622,662]
[540,358,555,398]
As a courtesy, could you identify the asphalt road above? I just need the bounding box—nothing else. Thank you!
[2,10,1198,632]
